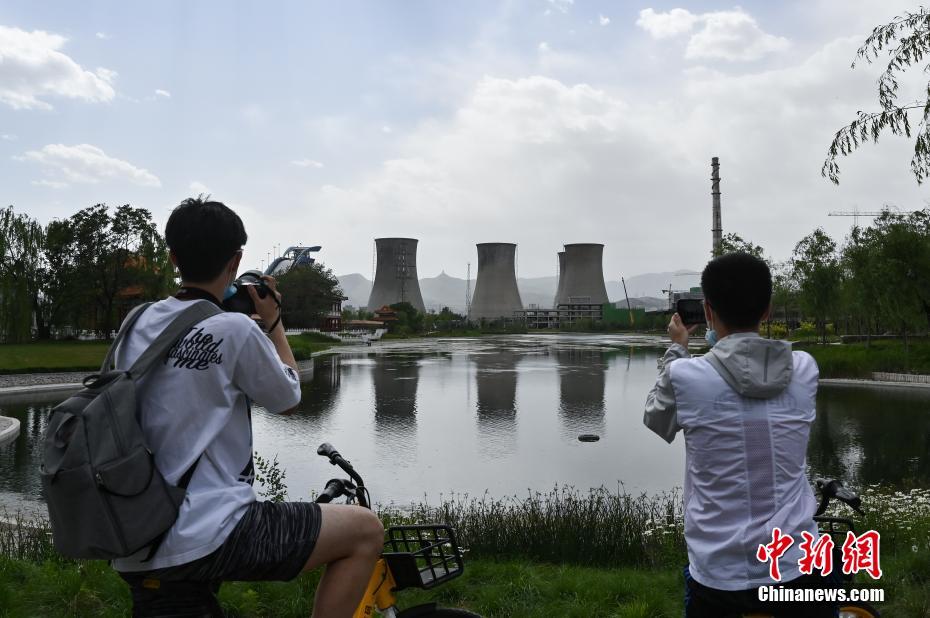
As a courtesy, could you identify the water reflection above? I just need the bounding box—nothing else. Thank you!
[472,350,520,457]
[556,348,607,438]
[372,353,419,442]
[2,336,930,509]
[809,385,930,487]
[298,354,342,423]
[0,401,51,502]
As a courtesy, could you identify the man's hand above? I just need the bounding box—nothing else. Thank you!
[247,275,282,331]
[667,313,698,348]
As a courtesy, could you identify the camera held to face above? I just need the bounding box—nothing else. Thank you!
[223,270,271,315]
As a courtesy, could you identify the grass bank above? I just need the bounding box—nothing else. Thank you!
[799,339,930,378]
[0,333,338,375]
[4,485,928,616]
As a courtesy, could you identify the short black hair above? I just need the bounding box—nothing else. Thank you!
[165,196,247,283]
[701,252,772,329]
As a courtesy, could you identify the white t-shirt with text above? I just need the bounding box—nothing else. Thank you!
[111,297,301,572]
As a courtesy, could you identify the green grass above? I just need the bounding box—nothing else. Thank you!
[4,485,928,616]
[2,553,929,617]
[0,341,110,374]
[286,332,340,361]
[0,334,337,374]
[799,339,930,378]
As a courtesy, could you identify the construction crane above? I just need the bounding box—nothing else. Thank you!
[828,205,921,227]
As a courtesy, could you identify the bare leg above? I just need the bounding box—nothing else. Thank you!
[302,504,384,618]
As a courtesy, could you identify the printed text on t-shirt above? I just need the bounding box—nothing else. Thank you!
[165,327,225,370]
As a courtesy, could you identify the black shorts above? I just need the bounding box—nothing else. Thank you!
[119,501,322,617]
[684,564,841,618]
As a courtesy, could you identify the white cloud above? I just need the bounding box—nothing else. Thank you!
[31,179,68,189]
[686,10,790,61]
[155,89,171,98]
[189,180,211,195]
[1,133,15,141]
[547,0,574,14]
[538,41,551,53]
[382,125,393,134]
[291,159,324,168]
[0,25,116,109]
[303,32,930,279]
[636,7,789,61]
[95,32,109,40]
[599,15,611,26]
[636,8,699,39]
[17,144,161,187]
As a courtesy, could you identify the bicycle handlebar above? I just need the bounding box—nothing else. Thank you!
[316,479,345,504]
[316,442,368,508]
[814,478,863,516]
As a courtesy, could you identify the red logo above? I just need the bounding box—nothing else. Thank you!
[756,527,794,581]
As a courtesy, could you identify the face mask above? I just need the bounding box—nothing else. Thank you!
[705,328,718,347]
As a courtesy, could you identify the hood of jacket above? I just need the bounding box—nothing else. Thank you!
[704,332,793,399]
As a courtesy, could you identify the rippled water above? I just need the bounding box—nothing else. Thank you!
[2,334,929,509]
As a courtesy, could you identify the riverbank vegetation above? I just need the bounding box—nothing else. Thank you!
[800,339,930,378]
[2,484,929,616]
[0,333,338,374]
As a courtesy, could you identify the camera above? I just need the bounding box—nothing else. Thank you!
[223,270,272,315]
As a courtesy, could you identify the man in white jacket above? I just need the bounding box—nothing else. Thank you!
[644,252,837,617]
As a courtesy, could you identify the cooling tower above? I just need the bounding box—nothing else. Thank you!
[468,243,523,321]
[367,238,425,312]
[556,243,609,305]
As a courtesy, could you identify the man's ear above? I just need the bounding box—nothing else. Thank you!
[169,250,178,268]
[703,300,714,326]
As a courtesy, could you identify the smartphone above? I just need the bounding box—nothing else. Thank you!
[676,298,705,326]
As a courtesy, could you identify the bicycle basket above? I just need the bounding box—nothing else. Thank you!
[383,524,465,591]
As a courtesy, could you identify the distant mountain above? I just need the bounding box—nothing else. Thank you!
[337,273,372,308]
[337,269,700,313]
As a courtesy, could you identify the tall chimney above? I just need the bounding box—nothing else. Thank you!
[711,157,722,256]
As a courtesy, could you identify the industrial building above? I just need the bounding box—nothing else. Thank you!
[367,237,426,313]
[468,243,524,321]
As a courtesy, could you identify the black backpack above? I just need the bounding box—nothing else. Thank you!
[40,300,221,560]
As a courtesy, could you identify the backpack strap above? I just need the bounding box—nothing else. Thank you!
[127,301,223,381]
[140,454,203,563]
[100,302,156,372]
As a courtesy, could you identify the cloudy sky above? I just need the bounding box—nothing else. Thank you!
[2,1,929,279]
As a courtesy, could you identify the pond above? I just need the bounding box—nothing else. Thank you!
[2,334,929,510]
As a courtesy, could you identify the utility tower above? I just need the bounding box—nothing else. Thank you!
[711,157,723,256]
[465,262,472,316]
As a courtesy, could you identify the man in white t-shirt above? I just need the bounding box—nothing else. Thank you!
[114,197,383,618]
[644,253,838,617]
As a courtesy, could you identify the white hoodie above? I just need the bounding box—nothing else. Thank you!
[644,332,820,591]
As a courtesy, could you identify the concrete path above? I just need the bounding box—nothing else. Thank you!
[0,415,20,447]
[0,359,318,402]
[819,378,930,390]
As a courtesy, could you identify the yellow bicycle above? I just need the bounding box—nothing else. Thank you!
[314,443,481,618]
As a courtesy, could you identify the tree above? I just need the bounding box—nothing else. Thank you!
[792,229,841,344]
[823,7,930,184]
[277,262,344,328]
[388,301,424,334]
[68,204,167,338]
[715,232,766,259]
[0,206,43,342]
[771,260,798,334]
